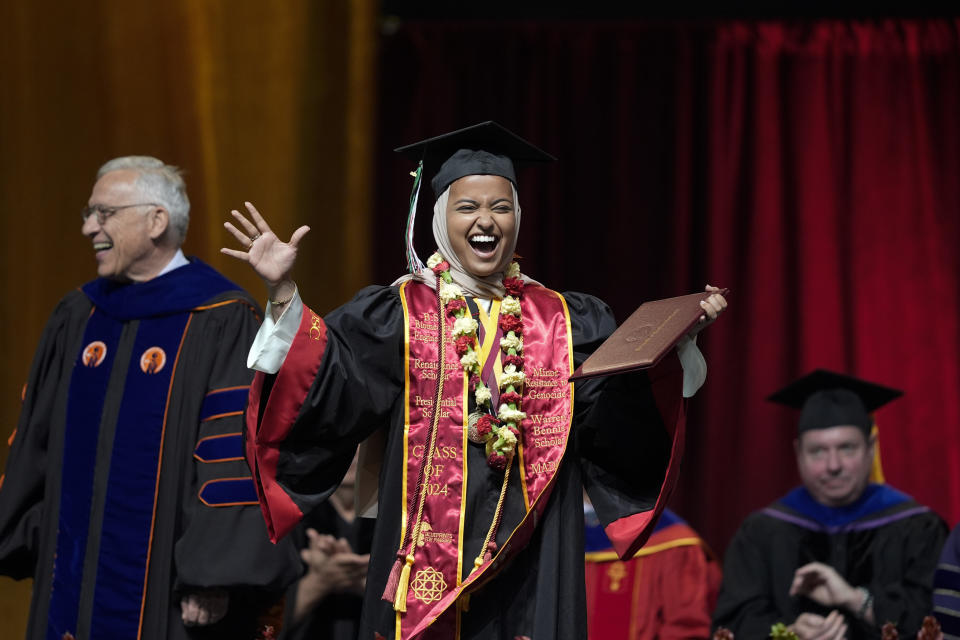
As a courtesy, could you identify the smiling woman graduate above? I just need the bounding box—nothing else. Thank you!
[222,122,727,640]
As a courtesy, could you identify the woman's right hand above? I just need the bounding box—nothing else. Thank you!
[221,201,310,292]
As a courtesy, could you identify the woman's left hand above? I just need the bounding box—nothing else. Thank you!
[689,284,727,337]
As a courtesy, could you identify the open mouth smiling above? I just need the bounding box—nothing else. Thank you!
[469,233,500,256]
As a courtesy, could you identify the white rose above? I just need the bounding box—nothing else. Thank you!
[460,350,479,368]
[499,428,518,448]
[475,384,492,407]
[501,296,521,316]
[497,405,527,423]
[506,262,521,279]
[427,252,444,269]
[500,370,525,388]
[439,280,463,305]
[500,333,523,352]
[453,316,479,337]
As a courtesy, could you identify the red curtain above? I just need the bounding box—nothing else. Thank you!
[373,18,960,554]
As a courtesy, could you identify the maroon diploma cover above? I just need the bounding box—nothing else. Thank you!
[570,289,729,381]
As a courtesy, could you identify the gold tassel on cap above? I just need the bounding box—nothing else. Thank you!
[393,554,415,612]
[869,423,885,483]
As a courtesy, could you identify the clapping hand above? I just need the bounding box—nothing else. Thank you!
[294,528,370,623]
[180,588,229,627]
[789,610,848,640]
[790,562,858,611]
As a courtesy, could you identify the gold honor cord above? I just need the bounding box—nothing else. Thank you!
[460,451,513,614]
[472,452,513,574]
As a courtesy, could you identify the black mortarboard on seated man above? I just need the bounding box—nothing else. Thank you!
[393,121,556,274]
[767,369,903,436]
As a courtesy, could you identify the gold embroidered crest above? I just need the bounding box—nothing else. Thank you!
[410,566,446,604]
[309,314,323,340]
[605,561,627,592]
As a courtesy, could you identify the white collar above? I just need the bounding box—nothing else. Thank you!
[157,249,189,276]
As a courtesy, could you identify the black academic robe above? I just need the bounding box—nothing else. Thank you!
[280,502,376,640]
[248,283,688,640]
[933,522,960,639]
[0,260,300,640]
[712,484,948,639]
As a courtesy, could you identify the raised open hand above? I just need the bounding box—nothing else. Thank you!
[221,202,310,288]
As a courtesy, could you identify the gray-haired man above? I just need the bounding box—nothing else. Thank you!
[0,157,299,639]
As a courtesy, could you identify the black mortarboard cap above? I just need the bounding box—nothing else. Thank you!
[767,369,903,435]
[394,121,556,199]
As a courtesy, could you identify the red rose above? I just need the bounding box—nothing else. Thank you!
[446,299,466,316]
[499,314,523,335]
[487,453,508,471]
[476,413,499,437]
[506,423,520,436]
[455,335,474,356]
[500,391,522,406]
[503,277,524,297]
[503,354,524,370]
[431,260,450,275]
[470,374,481,388]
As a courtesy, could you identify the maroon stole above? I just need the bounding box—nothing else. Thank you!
[395,280,574,639]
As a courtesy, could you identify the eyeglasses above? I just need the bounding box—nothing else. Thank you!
[81,203,159,225]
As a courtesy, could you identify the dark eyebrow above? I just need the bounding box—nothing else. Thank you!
[491,198,514,206]
[453,198,479,205]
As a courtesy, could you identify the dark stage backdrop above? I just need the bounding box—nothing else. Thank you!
[372,18,960,556]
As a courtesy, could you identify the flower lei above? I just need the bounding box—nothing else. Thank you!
[426,251,526,470]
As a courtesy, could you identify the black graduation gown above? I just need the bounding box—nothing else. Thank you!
[712,484,948,639]
[280,502,376,640]
[249,283,688,640]
[0,260,301,640]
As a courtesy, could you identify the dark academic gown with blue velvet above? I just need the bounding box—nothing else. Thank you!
[933,522,960,639]
[0,260,300,640]
[712,484,948,639]
[246,283,689,640]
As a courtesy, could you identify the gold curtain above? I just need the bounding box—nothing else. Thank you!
[0,0,377,633]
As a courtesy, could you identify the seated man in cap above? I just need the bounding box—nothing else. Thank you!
[712,370,947,640]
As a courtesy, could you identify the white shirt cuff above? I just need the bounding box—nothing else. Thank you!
[677,335,707,398]
[247,290,304,373]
